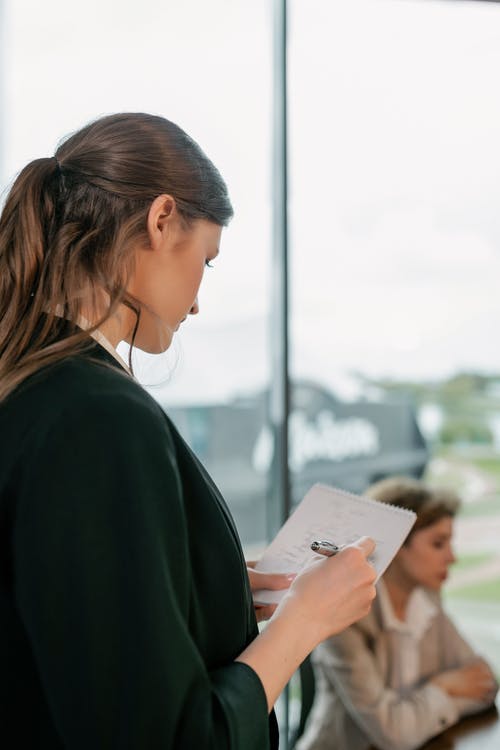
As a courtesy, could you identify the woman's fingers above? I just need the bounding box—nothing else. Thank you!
[345,535,376,559]
[247,565,296,592]
[254,603,278,622]
[269,536,379,650]
[435,663,499,699]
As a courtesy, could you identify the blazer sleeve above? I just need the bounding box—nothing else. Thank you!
[440,608,499,717]
[13,392,270,750]
[313,626,460,750]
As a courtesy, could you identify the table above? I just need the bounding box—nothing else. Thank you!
[420,697,499,749]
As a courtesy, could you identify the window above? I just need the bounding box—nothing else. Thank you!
[1,0,274,551]
[290,0,500,683]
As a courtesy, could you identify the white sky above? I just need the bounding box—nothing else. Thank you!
[2,0,500,403]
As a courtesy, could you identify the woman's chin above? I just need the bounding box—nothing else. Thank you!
[426,578,445,592]
[133,330,173,354]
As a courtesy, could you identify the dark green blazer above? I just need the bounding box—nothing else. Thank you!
[0,342,278,749]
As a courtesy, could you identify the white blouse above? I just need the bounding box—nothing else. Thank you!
[89,327,132,375]
[377,580,438,690]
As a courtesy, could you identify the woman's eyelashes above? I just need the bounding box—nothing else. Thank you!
[432,537,449,550]
[205,260,215,268]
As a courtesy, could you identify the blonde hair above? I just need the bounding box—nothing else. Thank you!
[366,476,460,542]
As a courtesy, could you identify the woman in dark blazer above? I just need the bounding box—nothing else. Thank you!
[0,112,376,749]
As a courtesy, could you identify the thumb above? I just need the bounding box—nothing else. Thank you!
[347,536,376,558]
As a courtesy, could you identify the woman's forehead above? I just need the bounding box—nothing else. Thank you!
[418,515,454,539]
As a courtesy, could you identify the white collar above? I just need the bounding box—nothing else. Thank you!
[89,327,132,376]
[378,579,438,640]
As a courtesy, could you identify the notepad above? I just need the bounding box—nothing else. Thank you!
[253,483,416,605]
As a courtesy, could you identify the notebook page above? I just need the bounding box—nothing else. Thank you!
[253,483,416,605]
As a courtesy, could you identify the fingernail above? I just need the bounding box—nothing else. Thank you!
[286,574,296,582]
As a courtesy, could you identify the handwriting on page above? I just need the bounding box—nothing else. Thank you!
[253,483,416,605]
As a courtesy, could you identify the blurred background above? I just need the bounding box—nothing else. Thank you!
[2,0,500,742]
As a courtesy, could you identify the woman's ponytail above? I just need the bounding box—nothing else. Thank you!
[0,157,84,400]
[0,157,59,337]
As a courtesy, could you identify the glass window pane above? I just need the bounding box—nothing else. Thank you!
[1,0,274,552]
[290,0,500,696]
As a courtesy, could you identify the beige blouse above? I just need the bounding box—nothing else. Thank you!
[296,583,493,750]
[89,327,131,375]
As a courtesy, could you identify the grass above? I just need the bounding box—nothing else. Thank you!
[459,495,500,518]
[452,552,495,573]
[472,456,500,478]
[426,448,500,518]
[445,578,500,603]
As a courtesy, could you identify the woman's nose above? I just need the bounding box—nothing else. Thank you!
[190,298,199,315]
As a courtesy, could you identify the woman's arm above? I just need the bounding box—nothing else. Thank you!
[431,660,498,708]
[237,541,377,711]
[432,613,498,714]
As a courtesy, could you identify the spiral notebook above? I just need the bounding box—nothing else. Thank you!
[253,483,416,605]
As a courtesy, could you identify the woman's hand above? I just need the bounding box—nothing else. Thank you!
[273,536,377,650]
[246,562,296,622]
[237,536,377,710]
[432,658,499,702]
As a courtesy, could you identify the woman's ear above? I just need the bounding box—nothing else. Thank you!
[146,194,177,251]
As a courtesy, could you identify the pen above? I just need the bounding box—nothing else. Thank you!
[310,540,343,557]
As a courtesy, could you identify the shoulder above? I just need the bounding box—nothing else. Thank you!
[3,353,175,457]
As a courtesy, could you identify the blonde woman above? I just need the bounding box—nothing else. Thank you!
[297,477,498,750]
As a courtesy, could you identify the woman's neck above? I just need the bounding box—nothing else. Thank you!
[383,564,416,621]
[81,300,136,349]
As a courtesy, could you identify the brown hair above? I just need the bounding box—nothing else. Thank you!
[366,476,460,543]
[0,112,233,401]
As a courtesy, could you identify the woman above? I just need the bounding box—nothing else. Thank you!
[0,113,377,749]
[297,476,498,750]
